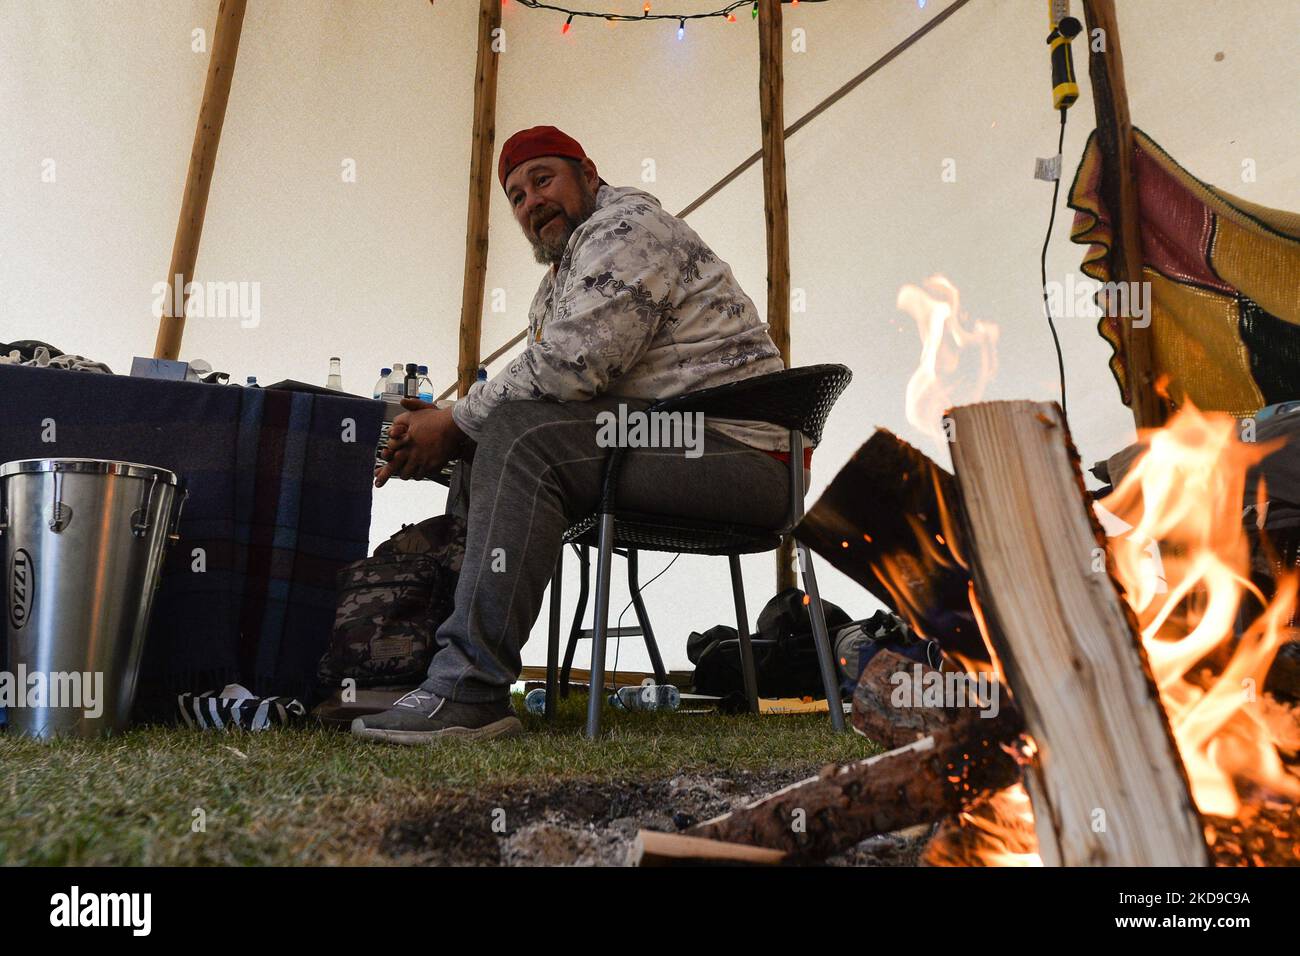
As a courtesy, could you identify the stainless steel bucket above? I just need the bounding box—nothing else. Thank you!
[1,459,186,738]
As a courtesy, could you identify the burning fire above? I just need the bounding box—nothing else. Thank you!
[965,404,1299,862]
[898,275,999,452]
[1101,401,1299,819]
[961,785,1042,866]
[880,274,1296,863]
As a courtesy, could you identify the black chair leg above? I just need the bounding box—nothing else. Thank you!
[545,547,562,722]
[729,554,760,714]
[797,542,846,732]
[559,544,589,697]
[627,549,668,685]
[586,515,616,739]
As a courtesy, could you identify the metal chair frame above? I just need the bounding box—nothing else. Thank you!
[541,364,853,738]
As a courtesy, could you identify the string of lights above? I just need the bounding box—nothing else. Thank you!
[510,0,830,38]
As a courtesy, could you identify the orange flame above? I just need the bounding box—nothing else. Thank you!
[880,277,1297,864]
[898,275,999,452]
[961,785,1042,866]
[1102,401,1298,818]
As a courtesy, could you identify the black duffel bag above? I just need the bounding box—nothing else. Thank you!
[687,587,853,708]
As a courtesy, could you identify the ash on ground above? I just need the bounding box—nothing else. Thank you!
[380,768,932,866]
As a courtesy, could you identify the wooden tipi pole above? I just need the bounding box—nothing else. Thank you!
[1081,0,1165,429]
[456,0,501,397]
[758,0,797,591]
[153,0,248,361]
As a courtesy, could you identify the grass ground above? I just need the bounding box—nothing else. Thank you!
[0,694,875,865]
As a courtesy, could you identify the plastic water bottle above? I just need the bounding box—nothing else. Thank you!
[245,375,258,388]
[386,362,405,397]
[417,366,434,404]
[524,688,548,716]
[610,684,681,712]
[373,368,392,400]
[326,356,343,391]
[377,366,405,475]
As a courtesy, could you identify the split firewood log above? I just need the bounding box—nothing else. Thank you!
[948,400,1210,866]
[795,429,989,664]
[851,646,1018,749]
[679,703,1024,861]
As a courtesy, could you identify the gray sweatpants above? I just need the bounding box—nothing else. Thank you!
[423,395,791,703]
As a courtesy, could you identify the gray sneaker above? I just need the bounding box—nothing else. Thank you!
[351,688,522,745]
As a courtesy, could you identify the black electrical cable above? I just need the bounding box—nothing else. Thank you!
[1040,107,1070,418]
[609,552,681,695]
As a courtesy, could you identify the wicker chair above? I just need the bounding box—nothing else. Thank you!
[543,364,854,738]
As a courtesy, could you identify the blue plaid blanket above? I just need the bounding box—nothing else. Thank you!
[0,364,382,715]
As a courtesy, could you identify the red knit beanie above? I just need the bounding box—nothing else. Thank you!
[498,126,603,193]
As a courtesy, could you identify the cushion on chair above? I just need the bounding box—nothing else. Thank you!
[562,511,781,556]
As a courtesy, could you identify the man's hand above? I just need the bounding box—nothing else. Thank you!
[375,398,469,487]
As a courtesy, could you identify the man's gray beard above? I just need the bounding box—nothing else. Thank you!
[532,235,566,265]
[530,186,599,265]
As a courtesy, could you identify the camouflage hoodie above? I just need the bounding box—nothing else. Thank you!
[451,184,792,452]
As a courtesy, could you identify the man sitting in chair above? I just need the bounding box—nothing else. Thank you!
[353,126,802,744]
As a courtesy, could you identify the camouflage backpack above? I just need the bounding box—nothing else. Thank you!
[317,514,466,689]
